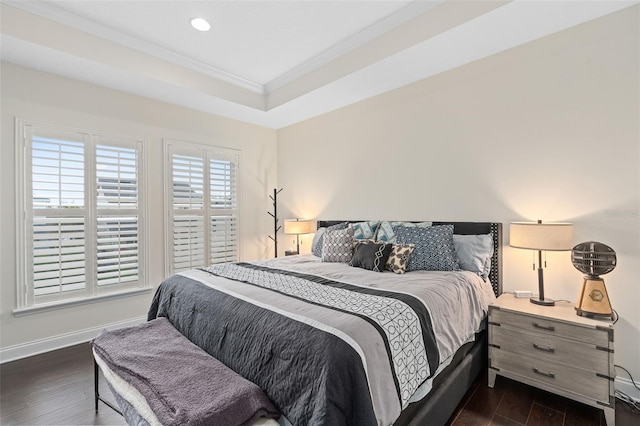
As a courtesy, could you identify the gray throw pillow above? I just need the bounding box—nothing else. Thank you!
[312,222,348,257]
[322,227,354,263]
[453,234,493,279]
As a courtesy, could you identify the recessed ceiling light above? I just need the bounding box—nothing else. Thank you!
[190,17,211,32]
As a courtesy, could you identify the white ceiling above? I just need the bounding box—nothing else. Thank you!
[1,0,637,129]
[39,0,419,87]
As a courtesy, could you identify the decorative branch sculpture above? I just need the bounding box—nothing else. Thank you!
[267,188,283,258]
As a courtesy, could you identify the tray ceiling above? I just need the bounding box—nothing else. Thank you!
[1,0,636,128]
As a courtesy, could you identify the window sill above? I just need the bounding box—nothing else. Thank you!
[13,288,153,317]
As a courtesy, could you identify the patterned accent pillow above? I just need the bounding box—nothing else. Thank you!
[386,244,415,274]
[394,224,460,272]
[311,228,326,257]
[350,221,380,240]
[322,227,355,263]
[375,221,432,243]
[349,241,393,272]
[312,222,348,257]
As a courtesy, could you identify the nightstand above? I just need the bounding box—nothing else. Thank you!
[488,293,614,426]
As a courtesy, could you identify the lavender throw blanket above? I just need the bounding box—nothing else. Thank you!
[92,317,279,426]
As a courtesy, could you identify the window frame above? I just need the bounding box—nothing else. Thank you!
[15,118,149,312]
[163,138,242,278]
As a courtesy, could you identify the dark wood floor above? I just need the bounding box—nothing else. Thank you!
[447,372,639,426]
[1,343,638,425]
[1,344,125,426]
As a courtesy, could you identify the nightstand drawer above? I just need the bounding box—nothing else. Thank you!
[490,348,611,403]
[490,325,610,375]
[490,308,609,346]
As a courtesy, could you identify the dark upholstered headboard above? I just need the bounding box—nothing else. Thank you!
[316,220,503,296]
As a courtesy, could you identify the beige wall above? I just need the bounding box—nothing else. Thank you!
[277,8,640,379]
[0,64,277,352]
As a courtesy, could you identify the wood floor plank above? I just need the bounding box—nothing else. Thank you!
[4,397,127,426]
[563,398,602,426]
[493,377,535,424]
[489,414,525,426]
[530,386,569,413]
[451,378,506,426]
[616,400,640,426]
[526,403,564,426]
[0,400,28,422]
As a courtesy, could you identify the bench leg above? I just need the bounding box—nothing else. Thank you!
[94,359,99,413]
[94,357,124,416]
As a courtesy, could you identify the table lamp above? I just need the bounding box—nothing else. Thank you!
[510,220,574,306]
[284,219,314,254]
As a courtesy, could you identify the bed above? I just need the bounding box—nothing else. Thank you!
[147,220,502,426]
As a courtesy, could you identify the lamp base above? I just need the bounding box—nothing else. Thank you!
[575,277,612,318]
[530,297,555,306]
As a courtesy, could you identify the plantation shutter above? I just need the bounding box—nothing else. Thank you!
[95,140,141,286]
[171,151,206,272]
[30,130,86,298]
[167,142,240,274]
[209,157,238,264]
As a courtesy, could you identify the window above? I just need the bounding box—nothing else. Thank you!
[16,120,147,309]
[165,139,240,275]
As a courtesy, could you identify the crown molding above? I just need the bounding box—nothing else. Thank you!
[4,0,265,94]
[264,0,446,94]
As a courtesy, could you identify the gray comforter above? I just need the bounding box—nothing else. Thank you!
[148,256,495,426]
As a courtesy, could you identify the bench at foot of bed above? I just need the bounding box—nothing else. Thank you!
[92,317,280,426]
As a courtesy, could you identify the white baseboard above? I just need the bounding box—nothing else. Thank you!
[0,315,147,364]
[616,376,640,403]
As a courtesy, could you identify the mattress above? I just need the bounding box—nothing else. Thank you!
[148,255,496,426]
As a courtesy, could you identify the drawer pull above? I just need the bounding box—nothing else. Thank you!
[532,322,555,332]
[532,368,555,379]
[532,343,555,353]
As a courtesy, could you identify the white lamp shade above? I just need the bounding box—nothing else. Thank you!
[510,222,574,251]
[284,219,315,235]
